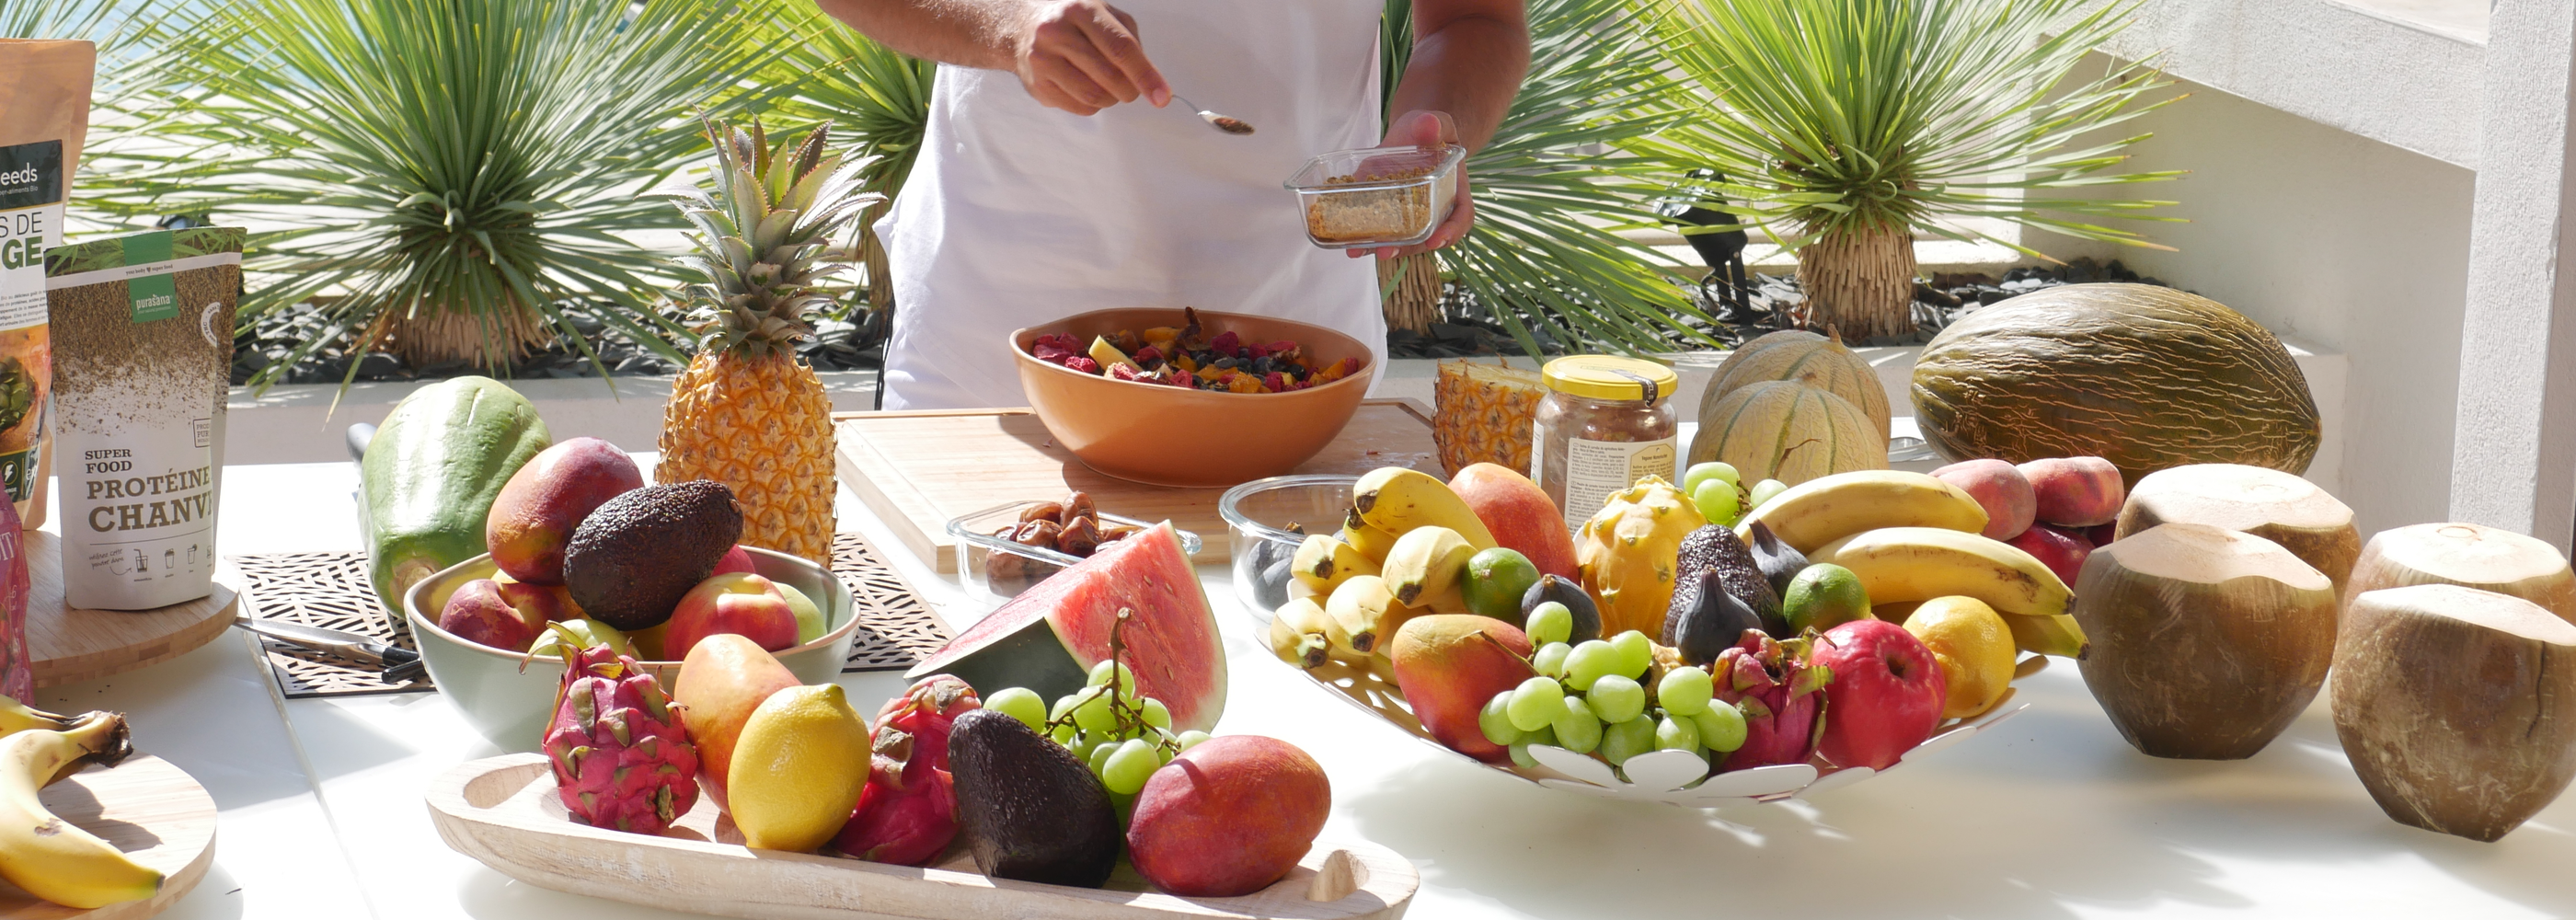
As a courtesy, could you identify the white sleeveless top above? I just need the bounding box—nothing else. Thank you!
[875,0,1389,410]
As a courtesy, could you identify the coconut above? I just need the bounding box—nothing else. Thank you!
[2332,583,2576,842]
[2344,523,2574,624]
[2113,464,2359,595]
[2072,522,2337,760]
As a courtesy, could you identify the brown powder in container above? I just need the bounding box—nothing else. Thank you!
[1305,167,1435,244]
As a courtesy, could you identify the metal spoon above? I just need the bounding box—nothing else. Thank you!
[1170,95,1254,135]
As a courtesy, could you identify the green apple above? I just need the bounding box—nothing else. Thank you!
[776,582,825,644]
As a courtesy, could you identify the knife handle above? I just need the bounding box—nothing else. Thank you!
[382,659,429,685]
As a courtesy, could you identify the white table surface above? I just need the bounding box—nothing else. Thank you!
[32,457,2576,920]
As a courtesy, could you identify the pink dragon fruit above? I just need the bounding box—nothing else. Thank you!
[543,640,700,834]
[834,674,980,865]
[1713,631,1832,772]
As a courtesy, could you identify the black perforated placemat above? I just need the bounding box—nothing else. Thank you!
[229,533,952,698]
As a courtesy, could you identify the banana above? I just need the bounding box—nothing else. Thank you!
[0,714,161,909]
[1351,467,1498,549]
[2000,611,2089,659]
[1340,509,1400,564]
[1810,526,2073,618]
[1733,470,1991,555]
[0,696,83,739]
[1266,597,1334,669]
[1325,574,1403,656]
[1291,534,1380,595]
[1380,525,1475,606]
[1406,581,1472,617]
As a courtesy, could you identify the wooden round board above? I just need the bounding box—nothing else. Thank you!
[27,533,240,688]
[430,753,1417,920]
[0,754,219,919]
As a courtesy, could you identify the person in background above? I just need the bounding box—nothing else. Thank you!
[813,0,1530,409]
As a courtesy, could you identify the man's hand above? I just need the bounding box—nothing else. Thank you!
[1008,1,1170,115]
[1351,109,1475,260]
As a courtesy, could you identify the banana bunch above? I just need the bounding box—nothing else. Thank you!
[1811,526,2087,657]
[1267,467,1489,671]
[0,699,160,909]
[1733,470,1991,555]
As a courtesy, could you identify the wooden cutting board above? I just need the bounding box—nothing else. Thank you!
[431,753,1417,920]
[0,754,219,919]
[25,532,239,688]
[834,400,1441,572]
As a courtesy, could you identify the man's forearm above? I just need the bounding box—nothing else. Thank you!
[1385,12,1530,152]
[812,0,1029,71]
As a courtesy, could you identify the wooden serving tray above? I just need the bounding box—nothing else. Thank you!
[29,533,240,688]
[0,754,219,919]
[430,753,1417,920]
[834,400,1441,572]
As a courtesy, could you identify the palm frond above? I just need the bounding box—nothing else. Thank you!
[85,0,778,389]
[1636,0,2179,256]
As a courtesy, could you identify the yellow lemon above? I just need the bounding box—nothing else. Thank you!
[1902,596,2016,719]
[728,684,871,852]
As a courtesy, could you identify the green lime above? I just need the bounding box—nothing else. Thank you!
[1464,547,1542,620]
[1782,563,1873,634]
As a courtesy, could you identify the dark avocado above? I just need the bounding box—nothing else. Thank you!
[1521,575,1603,645]
[1665,525,1786,641]
[1671,569,1764,665]
[949,708,1121,888]
[560,479,742,630]
[1744,521,1811,600]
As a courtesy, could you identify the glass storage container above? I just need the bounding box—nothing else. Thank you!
[1283,144,1466,249]
[945,501,1201,611]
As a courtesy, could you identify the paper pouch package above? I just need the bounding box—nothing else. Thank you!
[44,226,240,611]
[0,39,95,536]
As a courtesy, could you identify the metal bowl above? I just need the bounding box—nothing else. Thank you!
[407,547,862,752]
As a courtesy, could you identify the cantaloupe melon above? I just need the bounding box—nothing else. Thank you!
[1704,329,1892,437]
[1911,283,2319,486]
[1689,380,1887,486]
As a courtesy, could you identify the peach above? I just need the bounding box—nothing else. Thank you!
[438,578,544,650]
[1932,458,2036,541]
[1450,463,1578,580]
[1387,614,1535,763]
[2019,456,2125,527]
[2008,524,2093,589]
[1128,735,1330,897]
[494,579,581,623]
[673,634,803,803]
[487,438,644,584]
[663,572,798,661]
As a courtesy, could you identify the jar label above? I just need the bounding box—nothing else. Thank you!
[1554,436,1677,531]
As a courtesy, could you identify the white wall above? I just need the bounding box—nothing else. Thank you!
[2035,63,2476,538]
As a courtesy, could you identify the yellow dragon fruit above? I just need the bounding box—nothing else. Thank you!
[1577,476,1708,638]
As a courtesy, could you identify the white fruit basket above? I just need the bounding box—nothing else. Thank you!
[1289,656,2042,809]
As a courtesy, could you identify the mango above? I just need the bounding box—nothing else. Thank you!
[486,437,644,584]
[1128,735,1330,897]
[1388,614,1535,763]
[673,634,802,804]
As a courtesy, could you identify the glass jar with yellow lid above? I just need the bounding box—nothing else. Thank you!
[1531,355,1680,531]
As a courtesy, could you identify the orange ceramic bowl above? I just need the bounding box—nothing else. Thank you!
[1013,308,1376,488]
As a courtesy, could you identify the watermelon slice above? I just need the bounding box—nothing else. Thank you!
[910,523,1227,732]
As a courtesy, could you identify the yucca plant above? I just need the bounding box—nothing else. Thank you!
[94,0,772,385]
[755,0,937,321]
[1382,0,1721,358]
[1640,0,2181,339]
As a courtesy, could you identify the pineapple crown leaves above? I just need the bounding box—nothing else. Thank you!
[658,116,885,359]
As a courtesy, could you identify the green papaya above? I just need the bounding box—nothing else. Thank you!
[362,376,549,621]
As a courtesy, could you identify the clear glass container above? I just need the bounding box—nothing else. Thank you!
[1530,356,1681,532]
[945,501,1201,611]
[1283,144,1466,249]
[1216,474,1360,626]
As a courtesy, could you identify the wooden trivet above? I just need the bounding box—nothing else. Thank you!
[230,532,951,699]
[29,532,240,689]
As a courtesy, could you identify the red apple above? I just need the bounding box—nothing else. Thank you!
[1450,464,1578,580]
[2018,456,2125,527]
[713,545,757,576]
[486,437,645,584]
[439,578,545,650]
[494,579,581,623]
[1812,619,1948,770]
[2009,524,2093,589]
[2086,523,2119,547]
[1931,458,2036,541]
[1128,735,1331,897]
[663,572,799,660]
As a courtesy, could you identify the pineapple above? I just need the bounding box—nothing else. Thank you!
[1432,359,1546,477]
[657,121,879,566]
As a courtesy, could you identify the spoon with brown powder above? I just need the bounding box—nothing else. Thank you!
[1169,95,1255,135]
